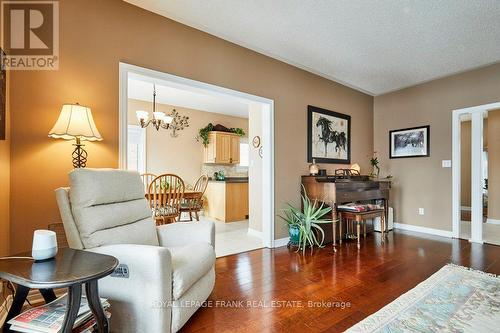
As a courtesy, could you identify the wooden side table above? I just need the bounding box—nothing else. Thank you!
[338,209,386,249]
[0,248,118,333]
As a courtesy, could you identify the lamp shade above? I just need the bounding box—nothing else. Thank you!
[48,104,103,141]
[351,163,361,173]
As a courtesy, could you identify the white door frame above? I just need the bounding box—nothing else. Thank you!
[118,62,275,248]
[452,101,500,243]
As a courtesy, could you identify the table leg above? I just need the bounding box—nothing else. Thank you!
[39,289,57,303]
[61,284,82,333]
[356,221,361,250]
[339,214,343,245]
[85,280,109,333]
[2,285,30,333]
[381,213,386,243]
[332,203,337,253]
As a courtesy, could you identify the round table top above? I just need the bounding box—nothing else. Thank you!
[0,248,118,289]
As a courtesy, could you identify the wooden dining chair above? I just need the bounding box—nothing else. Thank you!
[141,173,157,194]
[179,175,209,221]
[148,174,185,225]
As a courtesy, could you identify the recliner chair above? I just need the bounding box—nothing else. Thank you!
[55,168,215,333]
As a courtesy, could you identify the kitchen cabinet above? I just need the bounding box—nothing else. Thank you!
[204,180,249,222]
[203,131,240,164]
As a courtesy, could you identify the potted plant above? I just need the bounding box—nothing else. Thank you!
[370,152,380,178]
[278,186,333,254]
[197,123,246,146]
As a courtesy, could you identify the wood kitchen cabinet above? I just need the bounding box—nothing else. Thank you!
[203,131,240,164]
[204,181,249,222]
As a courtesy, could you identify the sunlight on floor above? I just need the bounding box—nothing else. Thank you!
[191,215,264,257]
[460,220,500,246]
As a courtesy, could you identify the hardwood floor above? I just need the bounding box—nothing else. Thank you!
[182,230,500,333]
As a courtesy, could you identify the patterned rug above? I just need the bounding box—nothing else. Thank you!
[347,264,500,332]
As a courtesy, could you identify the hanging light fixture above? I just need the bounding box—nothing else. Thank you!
[136,84,173,131]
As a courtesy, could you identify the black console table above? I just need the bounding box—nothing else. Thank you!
[0,248,118,333]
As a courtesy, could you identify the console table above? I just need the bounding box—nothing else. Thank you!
[0,248,118,333]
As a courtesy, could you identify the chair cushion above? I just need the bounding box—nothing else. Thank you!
[69,168,159,249]
[152,205,179,217]
[168,243,216,300]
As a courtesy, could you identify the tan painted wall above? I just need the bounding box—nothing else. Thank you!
[0,69,10,256]
[8,0,373,253]
[488,110,500,220]
[374,63,500,231]
[127,99,248,186]
[461,121,471,207]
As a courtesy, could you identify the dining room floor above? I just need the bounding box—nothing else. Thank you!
[190,215,263,257]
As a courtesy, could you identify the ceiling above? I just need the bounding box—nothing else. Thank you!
[124,0,500,95]
[128,75,249,118]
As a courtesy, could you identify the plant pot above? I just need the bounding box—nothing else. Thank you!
[288,225,300,246]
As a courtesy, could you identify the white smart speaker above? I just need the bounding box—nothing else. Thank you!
[32,230,58,261]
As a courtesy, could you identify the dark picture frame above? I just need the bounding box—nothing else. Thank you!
[307,105,351,164]
[389,125,430,159]
[0,48,5,140]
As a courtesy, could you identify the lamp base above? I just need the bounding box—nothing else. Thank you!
[72,137,88,168]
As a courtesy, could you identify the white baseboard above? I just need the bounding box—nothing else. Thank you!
[394,223,453,238]
[486,218,500,225]
[247,228,263,239]
[460,206,471,211]
[273,237,290,248]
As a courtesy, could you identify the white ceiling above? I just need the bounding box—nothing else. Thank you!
[124,0,500,95]
[128,75,249,118]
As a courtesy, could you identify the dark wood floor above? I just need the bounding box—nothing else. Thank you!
[182,230,500,333]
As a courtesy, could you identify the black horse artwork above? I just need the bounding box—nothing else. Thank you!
[316,116,347,157]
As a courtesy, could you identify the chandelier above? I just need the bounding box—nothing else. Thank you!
[135,84,173,131]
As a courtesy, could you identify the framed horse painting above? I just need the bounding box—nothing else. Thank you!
[307,105,351,164]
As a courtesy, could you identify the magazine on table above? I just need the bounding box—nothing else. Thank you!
[337,203,384,212]
[7,293,109,333]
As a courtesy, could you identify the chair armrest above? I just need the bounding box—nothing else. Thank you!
[86,244,173,333]
[157,221,215,248]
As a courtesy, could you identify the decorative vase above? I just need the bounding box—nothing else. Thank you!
[288,225,300,246]
[309,159,319,176]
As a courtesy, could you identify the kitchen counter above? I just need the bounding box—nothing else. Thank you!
[208,177,248,183]
[205,180,249,222]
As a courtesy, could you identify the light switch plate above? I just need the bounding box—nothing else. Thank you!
[442,160,452,168]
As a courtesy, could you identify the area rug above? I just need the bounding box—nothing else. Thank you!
[346,264,500,332]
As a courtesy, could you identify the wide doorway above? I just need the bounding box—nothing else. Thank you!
[119,63,275,256]
[453,102,500,246]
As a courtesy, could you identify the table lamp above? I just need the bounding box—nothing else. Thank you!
[48,103,103,168]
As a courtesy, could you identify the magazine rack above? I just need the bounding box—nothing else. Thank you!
[0,248,118,333]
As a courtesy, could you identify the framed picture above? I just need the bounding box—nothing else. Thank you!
[389,125,430,158]
[0,48,5,140]
[307,105,351,164]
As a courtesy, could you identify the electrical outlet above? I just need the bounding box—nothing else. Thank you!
[442,160,452,168]
[418,208,425,215]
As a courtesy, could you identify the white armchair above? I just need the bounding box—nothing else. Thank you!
[55,168,215,333]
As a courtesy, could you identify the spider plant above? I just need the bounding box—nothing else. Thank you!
[278,186,333,254]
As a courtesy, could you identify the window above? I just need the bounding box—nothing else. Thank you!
[240,142,249,167]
